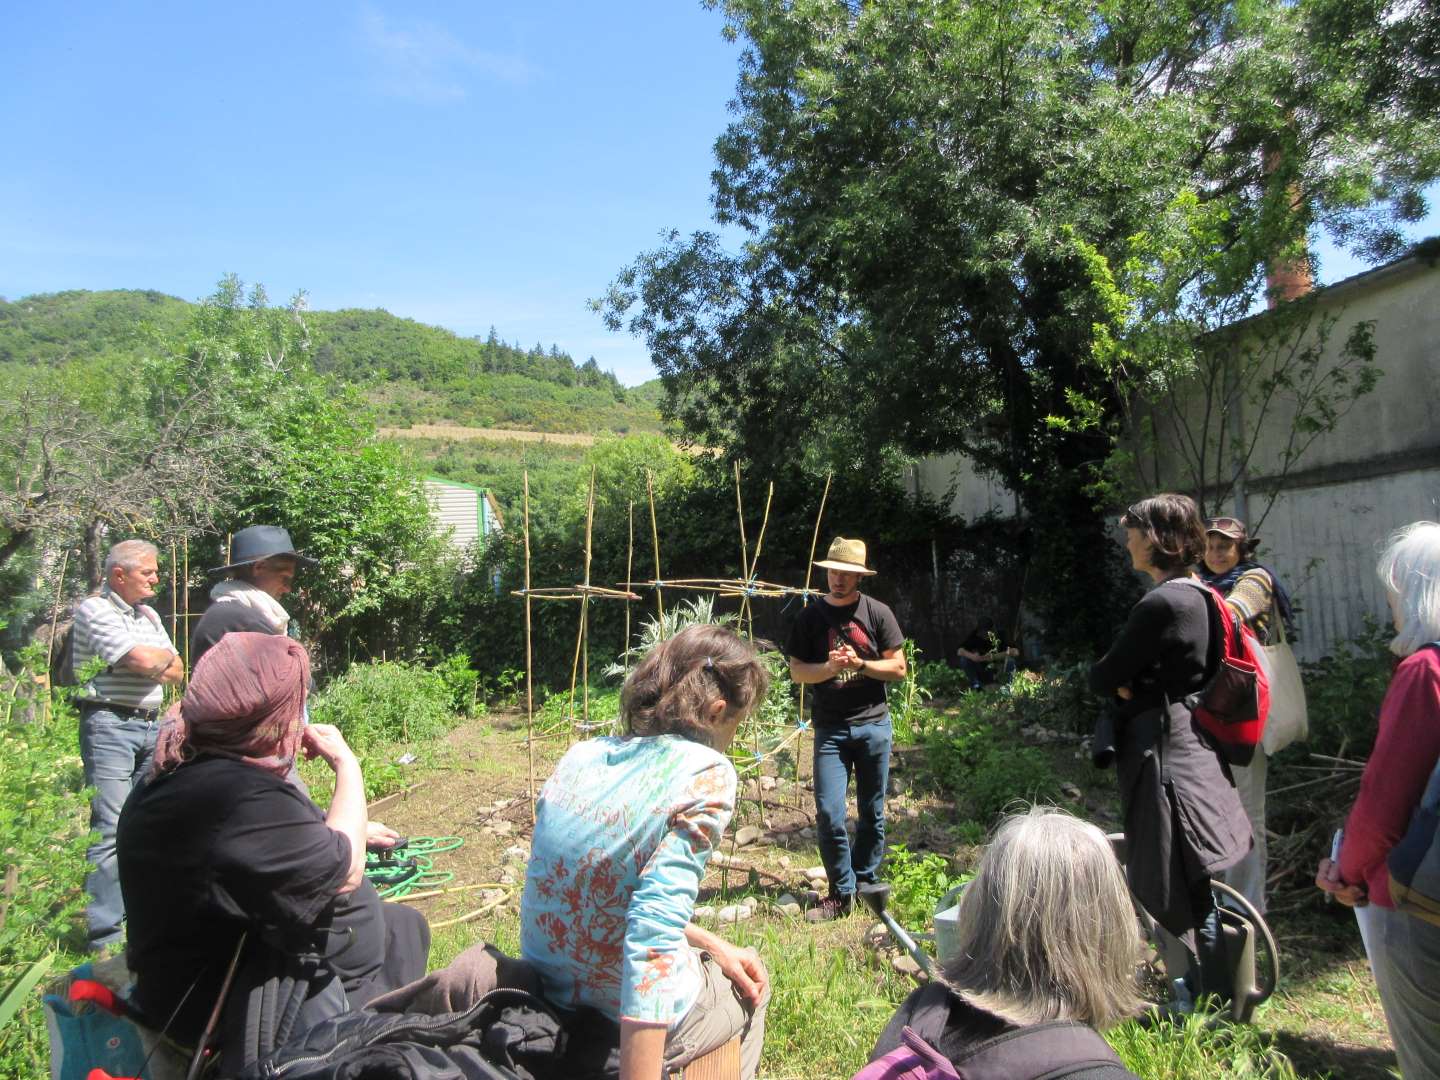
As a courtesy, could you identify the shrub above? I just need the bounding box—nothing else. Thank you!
[914,660,972,701]
[921,692,1062,823]
[1296,616,1394,763]
[0,669,91,1075]
[431,651,481,718]
[309,658,463,754]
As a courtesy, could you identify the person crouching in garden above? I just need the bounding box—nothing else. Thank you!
[521,624,771,1080]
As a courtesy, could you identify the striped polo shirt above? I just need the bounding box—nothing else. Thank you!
[73,585,177,710]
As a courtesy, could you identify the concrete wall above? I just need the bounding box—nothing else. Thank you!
[912,254,1440,661]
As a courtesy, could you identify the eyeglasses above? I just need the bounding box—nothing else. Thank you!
[1206,517,1244,533]
[1120,503,1147,528]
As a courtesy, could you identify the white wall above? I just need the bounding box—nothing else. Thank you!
[912,255,1440,660]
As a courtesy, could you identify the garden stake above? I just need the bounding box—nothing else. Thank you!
[169,542,178,650]
[182,539,190,678]
[44,548,69,682]
[524,471,535,821]
[744,484,775,827]
[624,500,634,668]
[796,471,832,806]
[647,469,664,622]
[733,461,752,633]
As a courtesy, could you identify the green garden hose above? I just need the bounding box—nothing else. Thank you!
[365,836,464,899]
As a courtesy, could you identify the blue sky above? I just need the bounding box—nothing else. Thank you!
[3,3,1436,386]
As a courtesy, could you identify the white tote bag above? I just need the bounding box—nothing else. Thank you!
[1259,606,1308,755]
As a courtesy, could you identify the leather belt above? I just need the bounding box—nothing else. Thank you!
[80,700,160,722]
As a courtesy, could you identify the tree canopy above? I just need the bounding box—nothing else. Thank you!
[600,0,1439,650]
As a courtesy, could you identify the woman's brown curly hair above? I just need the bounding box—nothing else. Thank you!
[621,624,771,749]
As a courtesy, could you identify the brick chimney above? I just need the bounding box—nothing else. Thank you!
[1263,146,1313,308]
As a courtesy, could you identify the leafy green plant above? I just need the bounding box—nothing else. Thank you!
[914,660,973,701]
[1296,616,1394,763]
[921,695,1061,823]
[881,843,969,930]
[309,658,463,754]
[889,640,933,745]
[0,658,90,1076]
[480,667,526,708]
[430,651,481,717]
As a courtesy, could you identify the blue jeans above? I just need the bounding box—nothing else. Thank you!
[79,704,158,950]
[812,716,892,897]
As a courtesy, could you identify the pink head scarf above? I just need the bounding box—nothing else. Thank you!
[152,632,310,778]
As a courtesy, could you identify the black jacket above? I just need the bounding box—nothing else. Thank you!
[236,988,620,1080]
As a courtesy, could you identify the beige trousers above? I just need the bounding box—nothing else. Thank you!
[664,951,770,1080]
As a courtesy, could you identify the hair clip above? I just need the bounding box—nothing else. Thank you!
[704,656,714,670]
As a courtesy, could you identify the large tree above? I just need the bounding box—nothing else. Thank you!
[600,0,1439,651]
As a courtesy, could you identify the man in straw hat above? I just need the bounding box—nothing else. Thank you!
[786,537,906,921]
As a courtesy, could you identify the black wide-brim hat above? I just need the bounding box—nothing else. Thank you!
[209,525,318,576]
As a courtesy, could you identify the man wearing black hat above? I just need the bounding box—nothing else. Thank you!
[786,537,907,921]
[190,525,317,667]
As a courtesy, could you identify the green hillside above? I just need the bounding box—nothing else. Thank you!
[0,289,663,435]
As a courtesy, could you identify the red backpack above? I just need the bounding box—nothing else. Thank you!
[1177,580,1270,767]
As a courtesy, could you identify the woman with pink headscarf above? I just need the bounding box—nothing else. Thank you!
[116,633,425,1063]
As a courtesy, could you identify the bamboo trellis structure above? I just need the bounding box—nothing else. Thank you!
[514,467,837,823]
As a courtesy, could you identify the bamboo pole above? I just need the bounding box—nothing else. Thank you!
[581,468,595,738]
[182,539,190,678]
[732,461,751,632]
[624,500,635,667]
[747,481,775,827]
[796,472,833,804]
[524,471,535,823]
[44,549,70,680]
[647,470,664,623]
[746,481,775,641]
[169,542,178,648]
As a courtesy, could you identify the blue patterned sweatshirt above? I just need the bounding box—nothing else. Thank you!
[520,734,735,1027]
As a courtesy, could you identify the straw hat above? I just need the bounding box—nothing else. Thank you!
[814,537,876,575]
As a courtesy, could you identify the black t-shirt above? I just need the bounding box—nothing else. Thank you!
[961,628,1011,657]
[785,593,904,726]
[117,755,352,1042]
[189,601,278,669]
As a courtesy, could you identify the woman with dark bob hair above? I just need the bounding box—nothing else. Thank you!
[521,624,772,1080]
[870,809,1141,1078]
[1089,493,1251,1005]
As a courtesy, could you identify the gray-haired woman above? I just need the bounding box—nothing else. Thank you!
[870,809,1140,1078]
[1316,521,1440,1079]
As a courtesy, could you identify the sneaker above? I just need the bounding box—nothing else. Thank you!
[804,894,854,923]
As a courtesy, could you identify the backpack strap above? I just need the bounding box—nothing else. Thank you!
[951,1020,1123,1080]
[905,981,959,1045]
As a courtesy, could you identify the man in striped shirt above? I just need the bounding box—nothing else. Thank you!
[72,538,184,951]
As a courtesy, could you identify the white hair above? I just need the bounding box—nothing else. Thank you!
[942,807,1143,1030]
[104,539,158,577]
[1377,521,1440,657]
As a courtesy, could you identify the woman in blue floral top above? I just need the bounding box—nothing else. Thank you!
[521,623,772,1080]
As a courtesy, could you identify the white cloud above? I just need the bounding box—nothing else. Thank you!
[359,8,537,103]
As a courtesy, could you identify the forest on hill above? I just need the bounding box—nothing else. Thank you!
[0,288,664,435]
